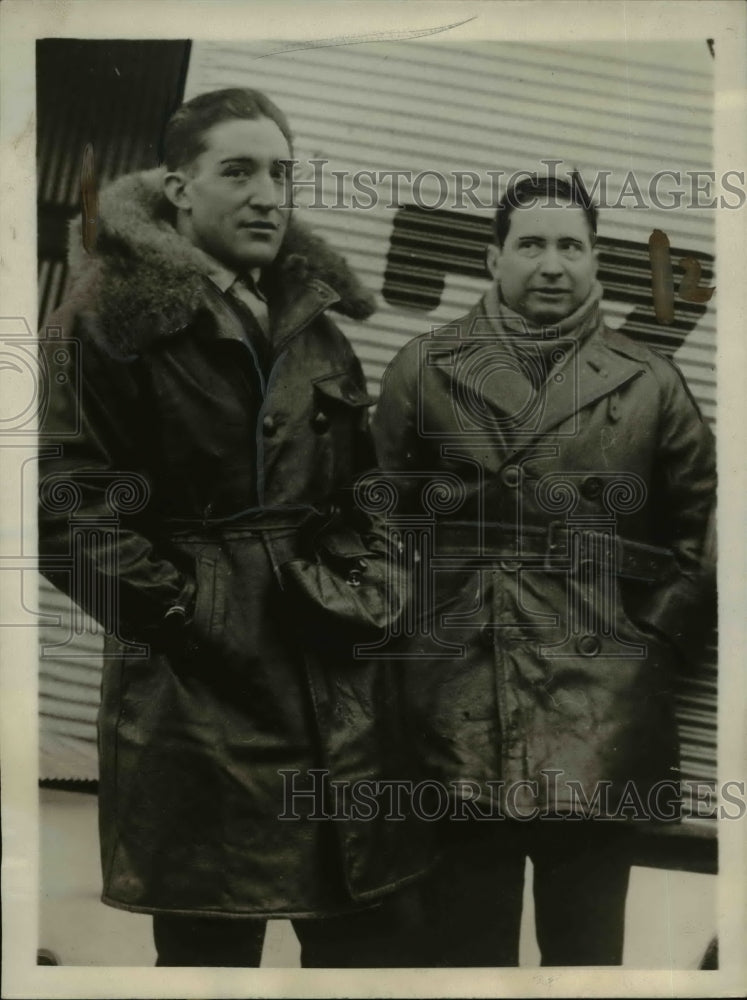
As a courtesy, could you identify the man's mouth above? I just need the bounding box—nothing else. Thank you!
[239,221,279,232]
[532,288,569,298]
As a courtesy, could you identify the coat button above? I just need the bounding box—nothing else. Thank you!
[501,465,521,488]
[577,634,601,656]
[262,414,277,437]
[347,569,363,588]
[581,476,603,500]
[312,411,330,433]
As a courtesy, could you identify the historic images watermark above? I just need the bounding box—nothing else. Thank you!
[278,768,745,823]
[278,158,747,211]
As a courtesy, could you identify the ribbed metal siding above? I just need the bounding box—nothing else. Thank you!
[39,581,102,782]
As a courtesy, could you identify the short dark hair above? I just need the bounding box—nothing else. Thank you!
[162,88,293,171]
[494,172,598,247]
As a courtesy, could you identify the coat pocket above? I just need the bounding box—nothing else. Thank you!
[311,371,374,433]
[312,371,374,408]
[613,576,675,660]
[310,371,376,485]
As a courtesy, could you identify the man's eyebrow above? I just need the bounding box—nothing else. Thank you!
[219,156,289,167]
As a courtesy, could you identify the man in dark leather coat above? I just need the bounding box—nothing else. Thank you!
[373,174,716,965]
[38,88,424,967]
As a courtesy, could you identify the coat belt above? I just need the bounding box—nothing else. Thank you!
[434,520,676,583]
[163,506,317,533]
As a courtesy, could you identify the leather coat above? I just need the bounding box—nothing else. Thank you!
[373,290,716,818]
[39,169,425,916]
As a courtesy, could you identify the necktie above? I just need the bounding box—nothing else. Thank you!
[229,276,270,339]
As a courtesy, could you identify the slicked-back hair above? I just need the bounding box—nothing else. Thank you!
[494,172,598,248]
[162,88,294,171]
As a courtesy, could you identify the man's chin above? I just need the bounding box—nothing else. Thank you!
[232,231,287,271]
[527,308,570,327]
[236,247,282,270]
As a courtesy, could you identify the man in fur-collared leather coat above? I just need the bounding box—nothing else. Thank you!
[38,89,425,967]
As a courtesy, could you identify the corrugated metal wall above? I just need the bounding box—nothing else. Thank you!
[40,40,718,860]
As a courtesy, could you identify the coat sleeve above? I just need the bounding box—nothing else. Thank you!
[38,310,195,644]
[371,341,438,527]
[371,344,420,473]
[638,354,716,657]
[346,335,378,479]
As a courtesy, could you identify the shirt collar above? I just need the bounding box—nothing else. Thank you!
[201,254,262,296]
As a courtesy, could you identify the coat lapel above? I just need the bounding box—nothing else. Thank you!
[499,334,646,468]
[425,301,530,461]
[272,278,340,351]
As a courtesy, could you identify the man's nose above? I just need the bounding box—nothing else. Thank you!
[248,171,281,210]
[538,246,564,276]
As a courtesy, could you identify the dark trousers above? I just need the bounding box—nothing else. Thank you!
[152,885,426,967]
[419,819,632,967]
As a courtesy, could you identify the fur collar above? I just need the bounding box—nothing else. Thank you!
[67,168,376,352]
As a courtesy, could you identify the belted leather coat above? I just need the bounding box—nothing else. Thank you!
[373,288,716,818]
[38,169,425,916]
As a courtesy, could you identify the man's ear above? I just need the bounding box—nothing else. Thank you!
[486,243,501,283]
[590,241,599,280]
[163,170,192,212]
